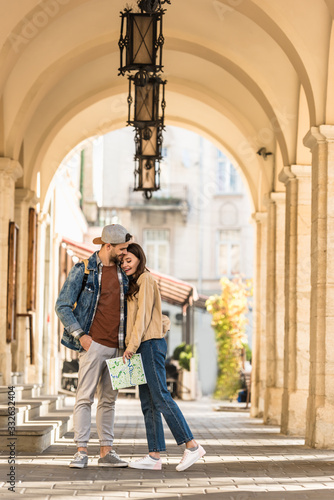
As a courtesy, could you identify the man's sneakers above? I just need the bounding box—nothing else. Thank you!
[98,450,128,467]
[69,451,88,468]
[129,455,162,470]
[69,450,128,468]
[176,444,206,472]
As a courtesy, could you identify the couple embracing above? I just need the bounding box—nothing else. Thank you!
[55,224,205,471]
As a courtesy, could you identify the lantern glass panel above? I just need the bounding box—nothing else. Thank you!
[136,126,161,157]
[142,159,156,189]
[129,15,156,66]
[135,157,160,191]
[135,82,157,122]
[142,127,157,156]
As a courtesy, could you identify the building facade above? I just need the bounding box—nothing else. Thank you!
[58,125,254,395]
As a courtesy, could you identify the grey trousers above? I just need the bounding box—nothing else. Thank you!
[73,340,120,447]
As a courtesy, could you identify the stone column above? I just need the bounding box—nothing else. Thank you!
[82,142,98,224]
[264,192,286,425]
[304,125,334,447]
[250,212,267,418]
[0,158,23,385]
[34,211,51,387]
[13,189,37,382]
[49,227,62,395]
[279,165,311,436]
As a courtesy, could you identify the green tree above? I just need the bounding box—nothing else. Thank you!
[206,276,252,399]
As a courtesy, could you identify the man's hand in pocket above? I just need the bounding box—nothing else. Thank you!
[79,335,92,351]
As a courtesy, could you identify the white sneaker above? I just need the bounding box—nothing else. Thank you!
[176,445,206,471]
[129,455,162,470]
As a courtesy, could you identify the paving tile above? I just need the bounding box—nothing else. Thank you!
[75,491,126,497]
[24,488,76,494]
[49,497,103,500]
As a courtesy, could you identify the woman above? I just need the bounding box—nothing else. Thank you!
[121,243,205,471]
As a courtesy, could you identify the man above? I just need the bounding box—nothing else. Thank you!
[55,224,131,468]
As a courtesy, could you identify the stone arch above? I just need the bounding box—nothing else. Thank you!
[1,0,328,175]
[5,36,290,168]
[24,81,264,216]
[212,0,333,125]
[325,19,334,123]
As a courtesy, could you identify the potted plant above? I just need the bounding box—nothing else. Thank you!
[172,343,196,400]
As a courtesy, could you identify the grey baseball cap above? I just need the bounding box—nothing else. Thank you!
[92,224,131,245]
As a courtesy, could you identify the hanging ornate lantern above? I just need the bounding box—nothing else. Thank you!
[127,71,166,128]
[118,8,165,75]
[119,0,170,199]
[134,157,161,199]
[134,125,163,158]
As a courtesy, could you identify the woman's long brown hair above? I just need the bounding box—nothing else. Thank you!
[125,243,149,300]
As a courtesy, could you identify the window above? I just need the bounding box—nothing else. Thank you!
[157,148,170,197]
[161,146,169,158]
[217,229,241,277]
[143,229,170,274]
[182,148,191,168]
[217,151,241,194]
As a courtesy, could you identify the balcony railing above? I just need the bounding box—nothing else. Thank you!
[128,183,188,207]
[93,185,189,227]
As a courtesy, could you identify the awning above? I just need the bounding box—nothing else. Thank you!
[61,238,208,309]
[61,237,95,260]
[150,270,199,307]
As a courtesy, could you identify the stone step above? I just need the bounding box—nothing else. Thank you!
[1,424,56,453]
[0,395,65,426]
[0,384,43,403]
[20,384,43,400]
[0,403,39,426]
[0,399,74,453]
[21,395,65,414]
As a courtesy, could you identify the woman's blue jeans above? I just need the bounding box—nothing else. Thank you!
[137,337,194,452]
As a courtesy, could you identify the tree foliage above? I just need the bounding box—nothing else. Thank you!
[206,276,252,399]
[172,342,193,371]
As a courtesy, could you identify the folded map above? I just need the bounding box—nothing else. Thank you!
[106,354,147,390]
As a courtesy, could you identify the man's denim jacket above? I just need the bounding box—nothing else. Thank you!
[55,251,128,352]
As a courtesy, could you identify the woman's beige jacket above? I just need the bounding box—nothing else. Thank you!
[125,271,171,353]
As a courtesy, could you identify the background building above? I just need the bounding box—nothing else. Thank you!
[54,125,254,396]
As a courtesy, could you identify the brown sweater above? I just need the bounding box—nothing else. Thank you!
[90,265,120,348]
[125,271,171,353]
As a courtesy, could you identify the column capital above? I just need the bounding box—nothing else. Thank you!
[303,125,334,149]
[278,165,311,185]
[38,211,50,227]
[291,164,311,178]
[319,125,334,142]
[252,211,268,224]
[270,191,285,204]
[0,158,23,182]
[15,188,38,206]
[53,232,63,246]
[278,166,295,185]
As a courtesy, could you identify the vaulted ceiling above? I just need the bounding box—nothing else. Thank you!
[1,0,333,210]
